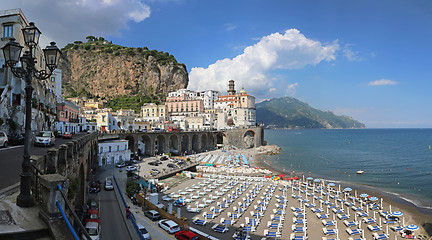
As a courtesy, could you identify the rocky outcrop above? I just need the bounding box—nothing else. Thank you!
[257,145,281,155]
[59,43,189,99]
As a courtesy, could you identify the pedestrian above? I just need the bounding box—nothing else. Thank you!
[126,206,130,218]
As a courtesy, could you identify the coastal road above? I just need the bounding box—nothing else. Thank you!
[0,133,86,191]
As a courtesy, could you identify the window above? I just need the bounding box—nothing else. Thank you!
[109,146,111,152]
[51,77,55,82]
[117,145,119,151]
[3,25,13,38]
[100,147,103,153]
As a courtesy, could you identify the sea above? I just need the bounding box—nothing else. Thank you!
[262,128,432,213]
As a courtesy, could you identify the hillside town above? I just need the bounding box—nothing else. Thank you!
[0,9,255,140]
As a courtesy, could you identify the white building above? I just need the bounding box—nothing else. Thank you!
[0,9,60,136]
[98,139,131,166]
[197,90,220,110]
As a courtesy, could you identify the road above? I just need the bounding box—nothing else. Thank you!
[96,166,174,240]
[0,133,87,191]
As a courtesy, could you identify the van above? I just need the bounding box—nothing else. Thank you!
[151,127,162,132]
[137,223,151,240]
[144,210,160,221]
[83,222,100,240]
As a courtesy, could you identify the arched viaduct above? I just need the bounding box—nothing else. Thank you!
[98,127,264,156]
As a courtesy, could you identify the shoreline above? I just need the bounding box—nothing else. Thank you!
[254,150,432,236]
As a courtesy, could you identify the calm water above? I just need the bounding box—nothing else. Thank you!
[263,129,432,210]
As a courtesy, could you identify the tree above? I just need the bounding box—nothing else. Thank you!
[86,36,96,42]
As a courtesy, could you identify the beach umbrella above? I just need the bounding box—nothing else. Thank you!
[360,193,369,198]
[328,182,336,187]
[306,177,313,181]
[406,224,419,231]
[314,179,321,183]
[344,187,352,192]
[369,196,379,201]
[392,211,403,217]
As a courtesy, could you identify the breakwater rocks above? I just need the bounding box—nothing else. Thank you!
[257,144,281,155]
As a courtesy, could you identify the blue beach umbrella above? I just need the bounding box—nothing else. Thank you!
[392,211,403,217]
[306,177,313,181]
[328,182,336,187]
[344,187,352,192]
[369,196,379,201]
[406,224,419,231]
[314,179,321,183]
[360,193,369,198]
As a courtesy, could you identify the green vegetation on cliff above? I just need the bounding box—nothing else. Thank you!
[62,36,186,68]
[104,94,166,113]
[256,96,365,129]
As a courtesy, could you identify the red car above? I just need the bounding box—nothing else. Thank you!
[175,231,199,240]
[85,209,100,224]
[62,132,72,139]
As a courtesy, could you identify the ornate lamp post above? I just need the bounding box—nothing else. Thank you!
[2,22,61,207]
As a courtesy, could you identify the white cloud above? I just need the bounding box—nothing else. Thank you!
[343,44,363,61]
[286,82,298,95]
[189,29,339,98]
[225,23,237,31]
[368,79,398,86]
[2,0,151,47]
[268,88,276,93]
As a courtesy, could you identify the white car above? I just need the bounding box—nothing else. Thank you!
[104,178,114,190]
[126,166,137,171]
[83,222,100,240]
[137,223,151,240]
[158,219,180,234]
[0,131,8,148]
[34,131,55,147]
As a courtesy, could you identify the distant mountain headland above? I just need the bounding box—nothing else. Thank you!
[256,96,366,129]
[58,36,188,99]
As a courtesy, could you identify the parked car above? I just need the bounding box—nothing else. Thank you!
[85,209,100,224]
[160,155,169,161]
[148,161,161,166]
[175,230,199,240]
[89,201,99,210]
[137,223,151,240]
[62,131,72,139]
[8,132,24,146]
[144,210,160,221]
[0,131,8,148]
[55,130,63,138]
[104,178,114,190]
[116,162,125,168]
[34,131,55,147]
[83,222,100,240]
[126,166,137,171]
[151,168,160,174]
[167,163,178,169]
[158,219,180,234]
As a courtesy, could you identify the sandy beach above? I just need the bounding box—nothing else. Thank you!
[154,147,432,240]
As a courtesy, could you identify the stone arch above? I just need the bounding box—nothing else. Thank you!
[156,135,166,155]
[181,135,189,155]
[75,163,85,215]
[169,135,179,155]
[208,134,215,150]
[243,130,255,148]
[141,135,152,156]
[216,132,226,148]
[201,134,207,152]
[125,135,135,154]
[192,134,199,153]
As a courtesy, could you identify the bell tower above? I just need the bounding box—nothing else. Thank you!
[227,80,236,95]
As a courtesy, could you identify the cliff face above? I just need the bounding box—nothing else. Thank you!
[59,43,188,99]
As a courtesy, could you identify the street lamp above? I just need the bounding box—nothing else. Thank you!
[2,22,61,207]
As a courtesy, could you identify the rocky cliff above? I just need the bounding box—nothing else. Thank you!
[59,39,189,99]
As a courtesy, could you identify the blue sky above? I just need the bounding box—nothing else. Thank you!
[4,0,432,128]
